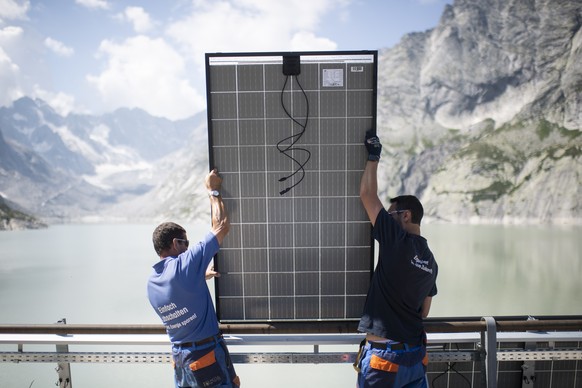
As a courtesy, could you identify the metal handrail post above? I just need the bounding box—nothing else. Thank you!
[481,316,497,388]
[55,319,72,388]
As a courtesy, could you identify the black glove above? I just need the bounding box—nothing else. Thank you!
[365,130,382,161]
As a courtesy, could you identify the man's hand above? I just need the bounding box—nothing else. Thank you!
[206,168,230,245]
[365,130,382,161]
[205,168,222,191]
[205,266,221,280]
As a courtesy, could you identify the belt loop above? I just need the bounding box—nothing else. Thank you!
[353,338,366,372]
[214,332,223,344]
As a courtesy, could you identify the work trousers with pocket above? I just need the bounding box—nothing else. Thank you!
[355,340,428,388]
[171,336,240,388]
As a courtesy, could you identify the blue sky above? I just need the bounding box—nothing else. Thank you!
[0,0,450,120]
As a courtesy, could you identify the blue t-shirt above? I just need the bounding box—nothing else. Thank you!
[358,208,438,344]
[147,232,220,344]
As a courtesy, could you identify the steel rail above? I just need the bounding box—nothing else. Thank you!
[0,316,580,335]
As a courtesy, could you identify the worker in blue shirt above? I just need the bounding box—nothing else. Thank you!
[148,169,239,388]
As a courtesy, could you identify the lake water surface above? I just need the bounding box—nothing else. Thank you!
[0,222,580,387]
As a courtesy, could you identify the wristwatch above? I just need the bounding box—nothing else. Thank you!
[208,190,220,197]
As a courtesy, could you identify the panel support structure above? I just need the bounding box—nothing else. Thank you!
[1,318,581,387]
[55,319,73,388]
[481,316,498,388]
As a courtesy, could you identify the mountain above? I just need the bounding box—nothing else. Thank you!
[0,129,48,230]
[374,0,581,224]
[0,0,580,226]
[0,97,208,224]
[0,194,46,230]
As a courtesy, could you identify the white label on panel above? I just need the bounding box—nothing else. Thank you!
[322,69,344,87]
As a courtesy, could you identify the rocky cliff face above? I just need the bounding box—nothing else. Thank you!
[376,0,581,224]
[421,119,580,223]
[0,195,46,231]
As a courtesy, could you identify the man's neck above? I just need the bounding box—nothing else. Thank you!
[406,224,421,235]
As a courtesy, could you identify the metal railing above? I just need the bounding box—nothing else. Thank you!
[1,316,581,388]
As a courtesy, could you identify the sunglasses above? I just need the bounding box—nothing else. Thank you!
[174,238,189,247]
[387,210,408,216]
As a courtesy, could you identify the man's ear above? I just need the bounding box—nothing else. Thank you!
[403,210,412,223]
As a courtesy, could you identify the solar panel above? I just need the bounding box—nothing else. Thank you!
[206,51,377,325]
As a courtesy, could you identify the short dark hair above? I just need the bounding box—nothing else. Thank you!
[390,195,424,225]
[152,222,186,256]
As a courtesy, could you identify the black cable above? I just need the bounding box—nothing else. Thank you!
[278,76,310,183]
[431,343,472,387]
[277,74,311,195]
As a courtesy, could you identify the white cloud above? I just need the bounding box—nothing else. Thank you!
[1,0,352,118]
[119,6,154,34]
[166,0,340,66]
[0,0,29,21]
[0,46,22,105]
[82,0,345,119]
[290,31,336,51]
[87,35,204,120]
[75,0,109,10]
[44,37,74,57]
[32,85,76,116]
[0,25,23,106]
[0,24,22,42]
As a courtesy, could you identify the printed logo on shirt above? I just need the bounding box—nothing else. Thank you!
[157,302,198,330]
[410,255,433,274]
